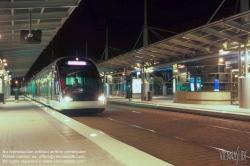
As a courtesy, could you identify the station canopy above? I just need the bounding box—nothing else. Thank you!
[97,10,250,73]
[0,0,81,78]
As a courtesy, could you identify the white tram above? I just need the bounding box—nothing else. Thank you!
[23,57,107,113]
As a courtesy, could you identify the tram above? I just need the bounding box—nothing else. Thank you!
[23,57,107,113]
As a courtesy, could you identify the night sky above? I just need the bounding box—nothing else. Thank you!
[25,0,238,80]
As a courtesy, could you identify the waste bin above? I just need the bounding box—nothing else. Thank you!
[147,91,153,101]
[0,93,4,103]
[14,88,19,102]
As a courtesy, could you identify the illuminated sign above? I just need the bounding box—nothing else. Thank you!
[196,77,201,91]
[132,79,141,93]
[190,78,195,92]
[214,79,219,91]
[68,61,86,65]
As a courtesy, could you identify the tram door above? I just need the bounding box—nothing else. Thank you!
[52,66,61,110]
[46,69,53,107]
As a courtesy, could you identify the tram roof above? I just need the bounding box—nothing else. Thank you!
[0,0,81,78]
[97,10,250,74]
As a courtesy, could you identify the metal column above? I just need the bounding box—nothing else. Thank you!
[105,27,109,61]
[238,0,250,108]
[2,76,5,104]
[239,43,250,108]
[141,0,150,101]
[103,75,110,98]
[238,44,242,76]
[240,0,250,22]
[143,0,148,47]
[141,64,146,101]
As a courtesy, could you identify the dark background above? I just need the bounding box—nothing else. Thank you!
[24,0,239,80]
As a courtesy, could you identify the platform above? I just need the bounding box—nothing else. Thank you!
[108,95,250,122]
[0,96,171,166]
[1,95,249,165]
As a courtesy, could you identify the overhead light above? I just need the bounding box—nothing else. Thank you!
[219,58,224,63]
[205,47,210,53]
[219,50,230,55]
[222,41,227,50]
[146,68,154,72]
[178,65,185,68]
[4,63,7,66]
[182,36,189,39]
[219,49,224,53]
[2,59,6,62]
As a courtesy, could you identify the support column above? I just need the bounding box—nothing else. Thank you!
[141,63,146,101]
[141,63,150,101]
[105,27,109,61]
[103,74,110,98]
[6,84,9,99]
[238,44,242,76]
[238,0,250,108]
[245,44,249,77]
[143,0,148,47]
[239,43,250,108]
[240,0,250,22]
[2,76,5,104]
[141,0,150,101]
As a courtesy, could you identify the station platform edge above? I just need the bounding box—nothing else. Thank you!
[0,96,172,166]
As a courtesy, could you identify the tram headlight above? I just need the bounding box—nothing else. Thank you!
[64,96,73,102]
[98,95,105,101]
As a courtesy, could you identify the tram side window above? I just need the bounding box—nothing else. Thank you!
[42,73,47,97]
[47,70,52,99]
[54,73,60,95]
[37,78,40,97]
[35,78,40,97]
[39,77,42,97]
[66,76,76,86]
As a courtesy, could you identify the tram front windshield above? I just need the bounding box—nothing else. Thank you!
[58,63,102,93]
